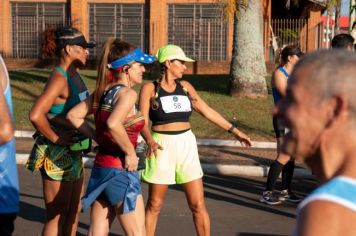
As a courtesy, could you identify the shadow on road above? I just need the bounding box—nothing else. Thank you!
[77,222,123,236]
[238,233,288,236]
[169,174,317,219]
[19,201,46,223]
[20,193,43,200]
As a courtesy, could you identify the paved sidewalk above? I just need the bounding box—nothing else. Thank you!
[15,134,313,178]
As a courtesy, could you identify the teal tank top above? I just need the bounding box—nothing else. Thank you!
[0,55,19,214]
[48,67,89,117]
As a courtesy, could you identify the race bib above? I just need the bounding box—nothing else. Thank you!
[160,95,192,113]
[79,90,89,101]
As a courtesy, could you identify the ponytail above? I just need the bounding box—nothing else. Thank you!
[150,64,165,110]
[93,38,136,105]
[42,28,57,57]
[94,37,116,105]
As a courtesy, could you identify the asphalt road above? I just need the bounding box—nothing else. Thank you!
[13,165,316,236]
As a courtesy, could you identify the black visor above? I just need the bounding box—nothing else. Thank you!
[58,35,96,51]
[296,51,304,58]
[67,35,96,48]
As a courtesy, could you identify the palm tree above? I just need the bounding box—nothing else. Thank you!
[328,0,342,34]
[221,0,267,98]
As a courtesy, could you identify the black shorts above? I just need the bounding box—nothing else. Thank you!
[0,213,17,236]
[273,116,286,138]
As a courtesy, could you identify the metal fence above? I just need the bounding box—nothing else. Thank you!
[88,3,147,58]
[11,17,70,58]
[264,18,326,62]
[167,4,228,61]
[270,19,307,48]
[168,18,228,61]
[10,1,69,58]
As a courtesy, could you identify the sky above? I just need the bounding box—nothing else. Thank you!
[341,0,351,16]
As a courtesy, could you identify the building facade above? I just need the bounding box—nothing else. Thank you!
[0,0,323,73]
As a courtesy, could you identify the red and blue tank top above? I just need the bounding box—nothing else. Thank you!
[93,84,144,168]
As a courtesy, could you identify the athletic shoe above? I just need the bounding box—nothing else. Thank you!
[260,191,282,205]
[279,190,302,203]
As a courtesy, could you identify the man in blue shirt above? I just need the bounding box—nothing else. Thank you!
[277,50,356,236]
[0,55,19,236]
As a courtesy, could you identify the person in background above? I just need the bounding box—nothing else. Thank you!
[67,38,155,235]
[260,45,303,205]
[26,26,95,236]
[331,33,354,51]
[140,44,252,236]
[276,50,356,236]
[0,55,19,236]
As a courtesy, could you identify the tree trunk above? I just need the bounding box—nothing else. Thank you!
[334,3,341,35]
[229,0,267,98]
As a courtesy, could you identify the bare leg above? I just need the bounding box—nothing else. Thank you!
[88,199,116,236]
[182,178,210,236]
[42,174,84,236]
[41,177,66,236]
[63,175,84,236]
[145,184,168,236]
[276,137,291,165]
[117,195,146,236]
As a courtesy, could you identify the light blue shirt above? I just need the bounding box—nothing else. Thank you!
[293,176,356,235]
[0,55,19,214]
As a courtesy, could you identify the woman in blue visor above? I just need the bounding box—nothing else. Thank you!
[67,38,155,235]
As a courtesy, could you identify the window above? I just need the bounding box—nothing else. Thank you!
[168,4,228,61]
[11,2,69,58]
[89,3,147,58]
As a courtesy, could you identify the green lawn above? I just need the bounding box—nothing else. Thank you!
[9,69,275,141]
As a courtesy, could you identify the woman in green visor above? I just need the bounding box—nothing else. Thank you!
[139,44,252,236]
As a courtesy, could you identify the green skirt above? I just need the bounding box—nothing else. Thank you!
[26,134,83,181]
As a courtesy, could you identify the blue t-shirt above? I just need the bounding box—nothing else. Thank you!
[0,56,19,214]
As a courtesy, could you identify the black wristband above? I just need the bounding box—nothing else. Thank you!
[227,124,236,133]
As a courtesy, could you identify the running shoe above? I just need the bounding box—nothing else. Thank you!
[260,191,282,205]
[279,190,302,203]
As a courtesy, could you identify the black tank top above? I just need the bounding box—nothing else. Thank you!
[149,81,193,126]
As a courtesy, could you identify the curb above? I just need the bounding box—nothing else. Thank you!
[15,130,277,149]
[16,153,312,178]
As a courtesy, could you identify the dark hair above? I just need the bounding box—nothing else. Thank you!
[279,45,304,66]
[94,38,136,104]
[42,26,84,57]
[331,33,354,49]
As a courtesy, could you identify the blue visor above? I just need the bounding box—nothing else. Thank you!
[108,48,156,69]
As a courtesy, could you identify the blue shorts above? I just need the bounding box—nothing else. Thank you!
[82,167,142,214]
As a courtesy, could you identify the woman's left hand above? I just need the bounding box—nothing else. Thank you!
[233,130,252,147]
